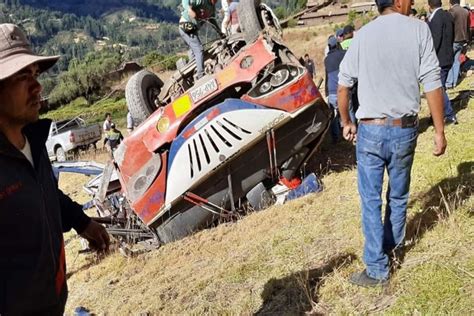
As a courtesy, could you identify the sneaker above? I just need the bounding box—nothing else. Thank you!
[349,270,388,287]
[445,117,459,125]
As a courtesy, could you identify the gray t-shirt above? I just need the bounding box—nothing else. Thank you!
[338,13,441,119]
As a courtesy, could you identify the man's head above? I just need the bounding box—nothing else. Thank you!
[342,25,354,39]
[428,0,442,10]
[328,35,338,49]
[110,123,116,130]
[304,53,309,61]
[335,28,344,41]
[376,0,412,15]
[0,23,59,128]
[105,113,111,121]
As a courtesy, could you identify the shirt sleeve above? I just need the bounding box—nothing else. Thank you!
[182,0,190,11]
[338,36,359,88]
[58,189,91,234]
[419,23,442,92]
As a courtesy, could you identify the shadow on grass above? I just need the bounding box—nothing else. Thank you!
[418,89,472,134]
[255,253,356,315]
[66,254,107,280]
[308,136,357,177]
[404,161,473,256]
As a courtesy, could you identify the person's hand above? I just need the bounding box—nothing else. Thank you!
[433,132,447,156]
[342,122,357,143]
[80,220,110,252]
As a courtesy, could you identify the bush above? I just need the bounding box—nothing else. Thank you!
[287,18,298,28]
[142,51,188,71]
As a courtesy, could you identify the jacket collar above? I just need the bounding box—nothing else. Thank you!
[0,119,52,161]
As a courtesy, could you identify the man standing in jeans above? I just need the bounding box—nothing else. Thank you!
[337,0,447,286]
[179,0,219,80]
[446,0,470,89]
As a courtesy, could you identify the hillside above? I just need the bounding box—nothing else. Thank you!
[3,0,179,19]
[57,25,474,313]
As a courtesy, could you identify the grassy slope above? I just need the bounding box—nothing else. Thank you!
[60,26,473,314]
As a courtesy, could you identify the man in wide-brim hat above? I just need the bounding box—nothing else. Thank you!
[0,23,110,315]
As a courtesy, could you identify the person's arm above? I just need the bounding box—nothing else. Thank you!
[425,88,447,155]
[58,189,90,233]
[337,85,356,142]
[58,189,110,251]
[467,11,471,43]
[182,0,197,22]
[337,37,359,142]
[429,16,442,54]
[419,23,447,156]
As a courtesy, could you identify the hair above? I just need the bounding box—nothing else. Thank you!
[304,53,309,58]
[105,112,111,119]
[428,0,442,8]
[410,8,418,15]
[450,0,460,4]
[376,0,394,13]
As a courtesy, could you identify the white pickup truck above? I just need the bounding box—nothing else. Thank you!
[46,117,102,161]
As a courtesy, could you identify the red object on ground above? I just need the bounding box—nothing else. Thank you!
[279,176,302,189]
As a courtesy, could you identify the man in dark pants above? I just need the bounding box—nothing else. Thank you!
[428,0,458,124]
[0,23,110,314]
[446,0,470,88]
[338,0,446,287]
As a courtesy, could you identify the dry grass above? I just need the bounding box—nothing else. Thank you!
[59,26,474,314]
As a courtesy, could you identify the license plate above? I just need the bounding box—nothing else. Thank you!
[189,78,218,103]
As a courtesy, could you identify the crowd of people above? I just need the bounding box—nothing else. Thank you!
[0,0,471,314]
[323,0,470,143]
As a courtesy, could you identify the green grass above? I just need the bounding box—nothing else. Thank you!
[41,96,128,128]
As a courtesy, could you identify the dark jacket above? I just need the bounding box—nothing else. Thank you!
[429,8,455,68]
[324,47,346,96]
[450,4,470,42]
[0,119,90,315]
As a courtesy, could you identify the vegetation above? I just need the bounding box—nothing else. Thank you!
[142,51,187,71]
[271,0,307,18]
[0,1,183,73]
[41,96,128,126]
[45,51,122,106]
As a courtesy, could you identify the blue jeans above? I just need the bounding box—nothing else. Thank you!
[440,66,456,120]
[356,122,418,280]
[179,28,204,78]
[446,42,464,88]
